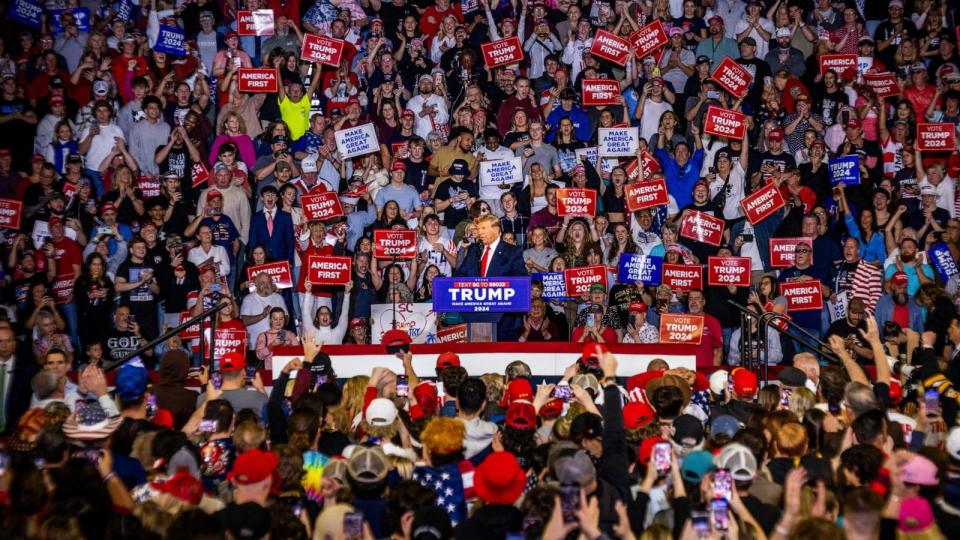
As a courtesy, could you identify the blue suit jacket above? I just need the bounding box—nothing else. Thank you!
[454,237,528,327]
[248,208,295,264]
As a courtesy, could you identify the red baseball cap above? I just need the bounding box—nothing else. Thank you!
[580,342,609,367]
[401,109,415,119]
[731,368,758,396]
[49,95,64,106]
[228,449,278,485]
[436,351,461,369]
[225,31,239,40]
[628,302,648,314]
[845,118,862,129]
[207,189,223,200]
[413,382,438,416]
[500,378,534,406]
[381,329,412,347]
[151,471,203,505]
[390,160,407,172]
[623,401,655,430]
[47,216,62,227]
[768,129,785,141]
[505,401,536,429]
[626,370,663,396]
[220,352,245,372]
[539,398,563,418]
[891,271,909,286]
[100,202,117,215]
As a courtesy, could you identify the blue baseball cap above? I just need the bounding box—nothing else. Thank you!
[681,450,717,483]
[115,363,149,401]
[449,159,470,176]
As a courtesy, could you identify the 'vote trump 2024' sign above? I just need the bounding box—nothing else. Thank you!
[432,277,531,312]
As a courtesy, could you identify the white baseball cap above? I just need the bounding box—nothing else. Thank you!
[947,427,960,461]
[365,398,398,427]
[709,370,729,395]
[714,443,758,481]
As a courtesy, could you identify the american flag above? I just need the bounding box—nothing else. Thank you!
[413,462,473,526]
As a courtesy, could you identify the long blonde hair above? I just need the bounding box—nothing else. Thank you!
[219,111,247,135]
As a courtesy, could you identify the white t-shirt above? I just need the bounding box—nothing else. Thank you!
[709,161,746,220]
[639,100,673,145]
[732,17,776,59]
[240,292,287,350]
[80,122,125,172]
[475,145,516,202]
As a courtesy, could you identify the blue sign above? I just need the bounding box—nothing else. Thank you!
[432,277,532,313]
[8,0,44,29]
[49,8,91,34]
[532,272,568,300]
[155,25,186,55]
[928,242,959,282]
[618,254,662,285]
[114,0,134,22]
[828,155,861,186]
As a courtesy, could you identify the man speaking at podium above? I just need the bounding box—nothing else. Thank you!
[454,214,528,341]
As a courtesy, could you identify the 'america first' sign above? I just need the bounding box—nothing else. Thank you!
[238,68,279,93]
[589,30,631,66]
[819,53,858,81]
[307,255,352,285]
[581,79,621,106]
[300,34,345,66]
[335,123,379,158]
[625,179,669,211]
[432,277,531,312]
[740,182,785,224]
[480,36,524,68]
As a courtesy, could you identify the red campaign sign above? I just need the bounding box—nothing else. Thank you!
[208,328,248,358]
[391,142,410,159]
[179,311,202,340]
[707,256,751,287]
[624,179,669,211]
[625,151,662,181]
[373,229,418,260]
[711,57,753,98]
[629,19,669,58]
[557,188,597,217]
[581,79,621,106]
[769,237,814,268]
[819,54,858,81]
[191,162,209,188]
[679,211,725,246]
[236,10,274,36]
[863,72,901,99]
[307,255,352,285]
[661,263,702,291]
[659,313,704,345]
[238,68,279,93]
[52,273,75,304]
[780,280,824,311]
[589,30,631,66]
[703,106,747,140]
[246,260,293,289]
[563,265,608,297]
[480,36,524,69]
[301,191,344,221]
[437,324,468,344]
[301,34,345,66]
[917,123,957,152]
[136,176,160,198]
[740,182,786,224]
[62,182,77,200]
[0,199,23,230]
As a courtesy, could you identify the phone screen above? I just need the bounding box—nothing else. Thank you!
[560,486,580,523]
[712,498,730,531]
[552,385,573,402]
[343,512,364,538]
[653,442,672,475]
[396,375,409,398]
[692,510,710,533]
[713,469,732,500]
[211,372,222,390]
[925,388,941,416]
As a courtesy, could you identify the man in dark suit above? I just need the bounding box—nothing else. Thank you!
[454,214,528,341]
[247,185,295,265]
[0,325,39,436]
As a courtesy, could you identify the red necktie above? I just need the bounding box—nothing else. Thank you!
[480,245,491,277]
[266,210,274,236]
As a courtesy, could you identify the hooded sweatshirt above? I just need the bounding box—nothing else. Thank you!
[154,350,197,430]
[461,416,498,459]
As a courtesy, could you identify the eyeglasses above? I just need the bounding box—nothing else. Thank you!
[794,248,811,253]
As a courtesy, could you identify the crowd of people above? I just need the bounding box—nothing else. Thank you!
[0,0,959,537]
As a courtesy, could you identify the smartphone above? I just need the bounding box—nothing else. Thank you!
[713,469,732,500]
[128,313,136,324]
[653,441,672,476]
[396,375,409,398]
[552,385,574,402]
[708,167,717,175]
[74,448,102,466]
[199,419,218,433]
[740,234,754,242]
[211,371,222,390]
[386,342,410,356]
[343,512,364,538]
[209,283,223,293]
[712,498,730,531]
[924,388,941,416]
[779,387,793,408]
[692,510,710,534]
[707,90,720,100]
[586,313,596,328]
[245,365,257,384]
[315,374,328,387]
[0,450,7,476]
[145,393,157,418]
[560,486,580,523]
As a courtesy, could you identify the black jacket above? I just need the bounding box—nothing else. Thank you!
[453,504,523,540]
[1,346,39,436]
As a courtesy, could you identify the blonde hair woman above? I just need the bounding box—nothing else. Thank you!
[210,111,256,169]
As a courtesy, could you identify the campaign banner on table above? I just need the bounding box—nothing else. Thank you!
[589,30,631,66]
[237,9,275,36]
[625,179,669,211]
[703,106,747,140]
[625,151,661,181]
[564,266,609,296]
[52,273,75,304]
[598,127,639,156]
[707,257,751,287]
[661,263,702,291]
[617,253,663,285]
[206,328,248,359]
[300,34,345,66]
[711,57,753,98]
[373,229,417,259]
[740,182,785,224]
[629,19,669,58]
[574,147,618,174]
[335,123,379,158]
[246,261,293,291]
[371,303,438,344]
[679,210,724,246]
[136,176,160,198]
[864,72,900,99]
[819,53,858,81]
[769,237,813,268]
[237,68,279,93]
[557,188,597,217]
[659,313,704,345]
[917,123,957,152]
[155,25,186,55]
[479,157,523,186]
[307,255,352,285]
[49,8,91,33]
[7,0,43,29]
[178,311,203,340]
[780,280,824,311]
[928,242,960,282]
[432,277,532,312]
[437,324,468,344]
[532,272,569,300]
[0,199,23,230]
[480,36,524,68]
[828,155,861,186]
[581,79,621,106]
[301,191,344,221]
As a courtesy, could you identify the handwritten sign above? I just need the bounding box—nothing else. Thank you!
[300,34,345,66]
[598,127,639,156]
[659,313,703,345]
[479,157,523,186]
[155,25,186,56]
[557,188,597,217]
[828,155,861,186]
[917,123,956,152]
[769,237,813,268]
[740,182,785,224]
[780,280,824,311]
[864,72,900,99]
[661,263,702,291]
[711,57,753,98]
[617,253,662,285]
[301,191,344,221]
[246,261,293,290]
[237,68,279,93]
[629,20,669,58]
[533,272,568,300]
[334,123,379,158]
[480,35,524,68]
[679,210,724,246]
[581,79,621,106]
[373,229,418,259]
[703,106,747,140]
[625,179,669,211]
[237,9,275,36]
[563,265,608,297]
[307,255,352,285]
[707,257,751,287]
[0,199,23,230]
[590,30,631,66]
[819,53,858,81]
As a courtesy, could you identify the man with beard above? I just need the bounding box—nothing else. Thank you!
[778,240,831,338]
[884,237,934,296]
[406,75,450,139]
[825,297,873,364]
[695,16,738,69]
[875,271,923,331]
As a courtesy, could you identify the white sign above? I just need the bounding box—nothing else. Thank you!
[479,157,523,186]
[32,220,77,249]
[574,147,618,173]
[598,127,639,156]
[371,303,438,344]
[857,56,873,75]
[334,123,380,159]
